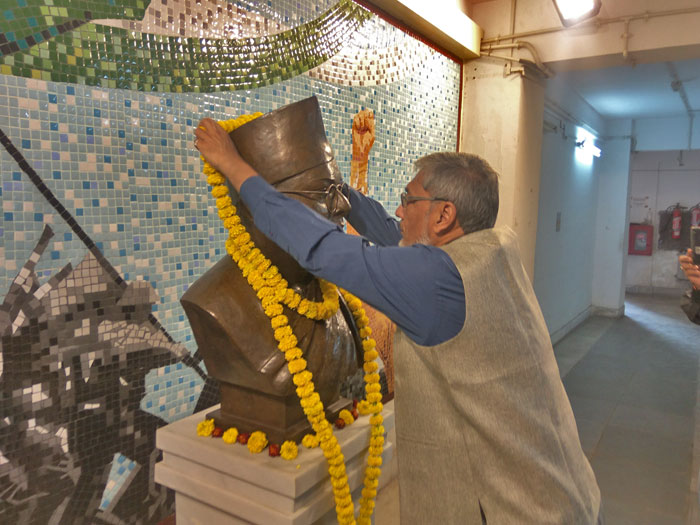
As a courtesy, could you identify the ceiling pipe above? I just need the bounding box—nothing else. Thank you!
[502,0,517,73]
[509,0,517,51]
[621,18,630,61]
[544,98,599,137]
[689,115,695,151]
[481,41,554,77]
[667,63,693,114]
[482,6,700,45]
[667,62,695,150]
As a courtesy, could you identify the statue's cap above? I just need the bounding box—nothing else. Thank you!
[230,96,341,186]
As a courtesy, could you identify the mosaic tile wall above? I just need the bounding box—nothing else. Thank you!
[0,1,461,523]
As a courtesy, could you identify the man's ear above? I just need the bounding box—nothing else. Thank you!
[432,201,459,234]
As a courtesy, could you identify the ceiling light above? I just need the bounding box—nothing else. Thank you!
[552,0,602,27]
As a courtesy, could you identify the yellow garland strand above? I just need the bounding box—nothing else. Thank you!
[203,115,385,525]
[302,433,320,448]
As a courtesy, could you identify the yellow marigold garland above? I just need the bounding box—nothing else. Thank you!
[302,434,320,449]
[203,114,385,525]
[341,289,384,523]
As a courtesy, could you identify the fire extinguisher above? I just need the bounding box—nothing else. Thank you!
[671,203,682,239]
[691,202,700,227]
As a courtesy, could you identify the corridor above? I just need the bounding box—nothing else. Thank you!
[559,294,699,524]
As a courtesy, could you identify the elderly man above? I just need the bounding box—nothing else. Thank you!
[194,115,601,524]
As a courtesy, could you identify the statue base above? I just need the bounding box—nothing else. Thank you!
[211,383,352,444]
[155,401,395,525]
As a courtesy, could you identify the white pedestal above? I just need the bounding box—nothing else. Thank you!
[155,400,395,525]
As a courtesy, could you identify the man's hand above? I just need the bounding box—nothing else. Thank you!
[680,249,700,290]
[194,118,256,191]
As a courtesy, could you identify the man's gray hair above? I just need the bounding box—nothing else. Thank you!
[415,152,499,235]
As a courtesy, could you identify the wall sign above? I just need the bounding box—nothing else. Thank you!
[628,223,653,256]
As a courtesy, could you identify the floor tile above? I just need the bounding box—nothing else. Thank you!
[619,374,696,417]
[567,395,617,424]
[590,456,688,518]
[593,424,692,475]
[562,365,632,402]
[608,403,693,443]
[601,497,685,525]
[575,417,607,457]
[375,477,400,525]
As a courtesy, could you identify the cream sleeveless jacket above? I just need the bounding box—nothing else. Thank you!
[393,227,600,524]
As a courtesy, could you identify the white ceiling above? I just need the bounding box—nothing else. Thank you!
[558,57,700,120]
[465,0,700,123]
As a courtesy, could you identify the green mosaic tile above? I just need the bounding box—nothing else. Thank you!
[0,0,147,57]
[1,0,370,93]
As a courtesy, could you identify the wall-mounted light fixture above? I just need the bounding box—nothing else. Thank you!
[575,127,601,165]
[552,0,602,27]
[576,138,601,157]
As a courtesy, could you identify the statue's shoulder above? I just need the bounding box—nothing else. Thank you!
[181,256,265,330]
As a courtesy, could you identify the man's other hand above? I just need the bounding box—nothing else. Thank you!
[194,118,256,191]
[680,249,700,290]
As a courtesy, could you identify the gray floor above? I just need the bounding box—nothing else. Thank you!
[375,293,700,524]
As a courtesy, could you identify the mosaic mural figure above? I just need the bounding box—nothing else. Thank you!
[350,108,375,195]
[347,108,396,396]
[0,1,461,522]
[0,225,185,523]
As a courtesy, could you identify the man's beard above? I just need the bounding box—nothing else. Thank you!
[398,211,432,247]
[399,230,431,247]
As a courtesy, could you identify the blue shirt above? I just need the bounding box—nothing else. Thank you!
[240,176,466,345]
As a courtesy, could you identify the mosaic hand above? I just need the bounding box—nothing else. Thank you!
[352,109,375,160]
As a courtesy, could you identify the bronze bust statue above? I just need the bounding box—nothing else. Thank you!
[181,97,362,444]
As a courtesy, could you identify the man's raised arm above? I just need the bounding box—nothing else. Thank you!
[344,184,402,247]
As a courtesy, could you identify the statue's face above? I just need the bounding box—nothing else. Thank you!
[275,170,350,226]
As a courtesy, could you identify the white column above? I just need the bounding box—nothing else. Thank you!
[591,119,633,316]
[460,59,545,280]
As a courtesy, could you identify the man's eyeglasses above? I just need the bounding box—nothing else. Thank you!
[279,183,351,216]
[400,191,447,208]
